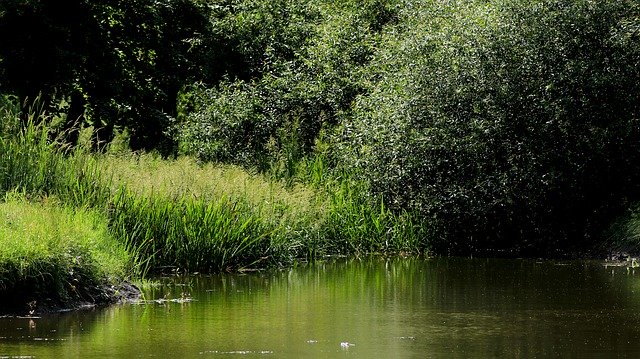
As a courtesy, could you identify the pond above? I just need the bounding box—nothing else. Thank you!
[2,257,640,358]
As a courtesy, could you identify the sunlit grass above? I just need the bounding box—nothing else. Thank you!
[0,99,424,278]
[0,192,131,305]
[95,153,327,271]
[97,152,424,270]
[99,153,325,226]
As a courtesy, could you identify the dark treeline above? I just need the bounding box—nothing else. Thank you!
[1,0,639,257]
[0,0,216,152]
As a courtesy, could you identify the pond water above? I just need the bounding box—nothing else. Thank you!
[2,257,640,358]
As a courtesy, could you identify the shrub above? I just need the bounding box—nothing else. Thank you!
[342,0,640,255]
[177,0,399,172]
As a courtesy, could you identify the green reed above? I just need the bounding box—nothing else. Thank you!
[108,188,279,272]
[314,171,425,256]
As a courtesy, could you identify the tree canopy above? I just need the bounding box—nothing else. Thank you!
[0,0,214,152]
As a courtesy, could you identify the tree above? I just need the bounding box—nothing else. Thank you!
[342,0,640,255]
[0,0,214,152]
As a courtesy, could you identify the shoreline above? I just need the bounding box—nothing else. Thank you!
[4,252,640,317]
[0,282,141,317]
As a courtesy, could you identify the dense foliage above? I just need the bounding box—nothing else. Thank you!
[0,104,421,277]
[177,0,396,170]
[343,0,640,255]
[2,0,640,257]
[0,0,214,152]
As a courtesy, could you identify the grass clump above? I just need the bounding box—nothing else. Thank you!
[0,192,131,313]
[97,153,322,272]
[0,106,61,196]
[108,186,283,273]
[98,152,424,272]
[100,154,320,222]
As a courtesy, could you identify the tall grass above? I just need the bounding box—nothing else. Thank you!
[108,187,285,272]
[1,98,426,277]
[295,154,426,257]
[321,180,424,255]
[99,154,321,224]
[0,106,60,196]
[95,153,322,271]
[98,151,426,269]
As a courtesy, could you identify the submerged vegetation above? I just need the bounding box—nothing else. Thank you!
[0,0,639,309]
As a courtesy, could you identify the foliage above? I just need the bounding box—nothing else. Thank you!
[0,0,214,152]
[4,0,640,260]
[177,0,400,169]
[0,99,421,275]
[204,0,318,81]
[178,80,274,168]
[342,0,640,255]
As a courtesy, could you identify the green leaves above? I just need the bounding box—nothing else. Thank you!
[0,0,214,152]
[177,0,396,172]
[342,0,640,255]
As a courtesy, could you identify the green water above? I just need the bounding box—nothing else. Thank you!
[2,257,640,358]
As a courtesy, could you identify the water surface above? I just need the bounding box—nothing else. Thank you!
[2,257,640,358]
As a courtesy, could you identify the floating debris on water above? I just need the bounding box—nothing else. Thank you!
[135,297,195,305]
[199,350,273,355]
[397,336,416,340]
[340,342,355,349]
[32,338,66,341]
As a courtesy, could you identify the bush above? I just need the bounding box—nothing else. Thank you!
[342,0,640,255]
[177,0,399,172]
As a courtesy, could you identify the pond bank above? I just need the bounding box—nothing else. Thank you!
[0,282,141,316]
[0,194,136,316]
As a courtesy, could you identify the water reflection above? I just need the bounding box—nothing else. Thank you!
[1,257,640,358]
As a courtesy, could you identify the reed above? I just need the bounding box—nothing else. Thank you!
[94,153,321,271]
[313,169,425,256]
[106,186,282,272]
[97,151,425,271]
[0,117,59,196]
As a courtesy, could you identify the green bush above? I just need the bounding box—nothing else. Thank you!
[178,81,273,167]
[177,0,399,172]
[342,0,640,255]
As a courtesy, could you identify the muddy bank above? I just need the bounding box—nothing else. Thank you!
[0,282,141,316]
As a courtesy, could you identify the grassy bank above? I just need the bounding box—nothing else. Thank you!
[0,103,423,310]
[0,192,131,314]
[100,153,424,272]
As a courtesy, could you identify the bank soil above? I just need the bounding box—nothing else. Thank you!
[0,282,141,316]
